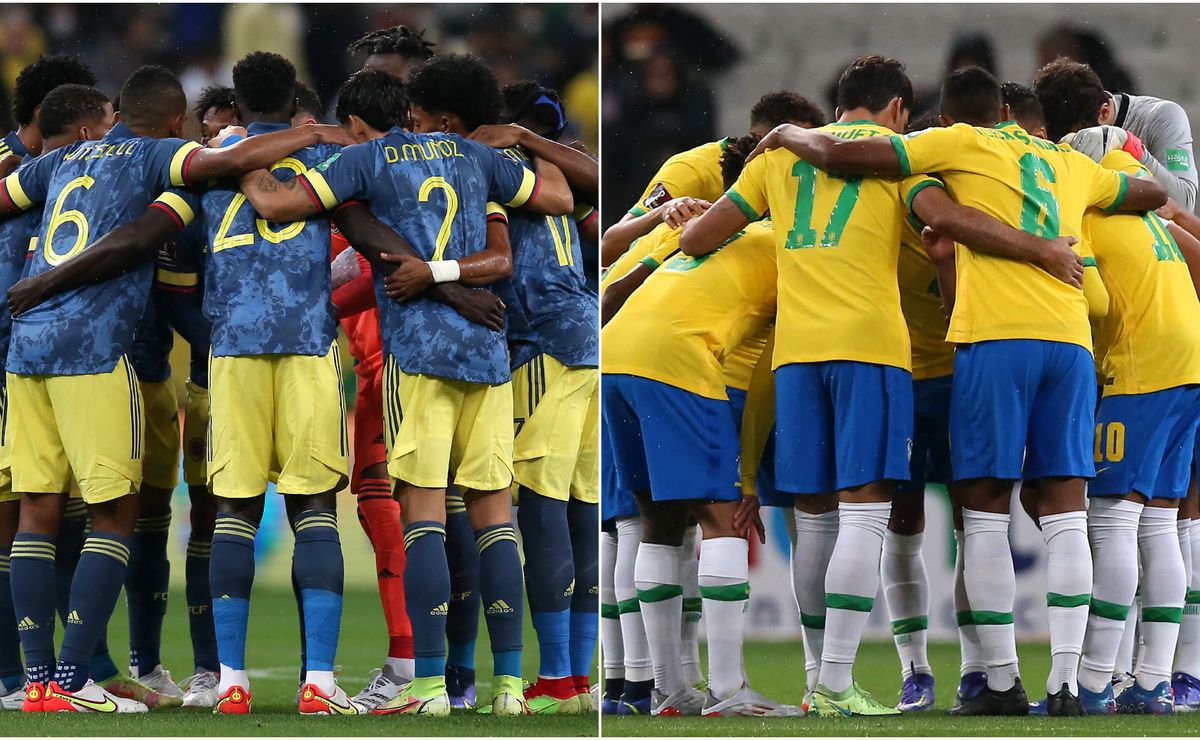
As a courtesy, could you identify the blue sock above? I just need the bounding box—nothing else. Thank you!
[0,547,23,689]
[517,489,573,677]
[10,533,56,684]
[404,520,449,678]
[445,498,479,671]
[56,532,132,692]
[185,537,219,672]
[292,510,343,673]
[475,522,524,678]
[54,506,87,625]
[291,568,306,685]
[91,635,119,682]
[567,499,599,678]
[127,509,171,676]
[209,513,257,672]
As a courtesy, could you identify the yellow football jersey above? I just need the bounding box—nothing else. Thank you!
[1088,150,1200,395]
[628,139,729,216]
[898,217,954,380]
[722,324,770,392]
[601,220,778,400]
[728,120,939,372]
[599,222,681,294]
[891,122,1128,350]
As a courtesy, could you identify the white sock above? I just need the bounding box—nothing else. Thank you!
[615,519,652,684]
[1137,506,1186,690]
[385,657,414,681]
[219,665,249,694]
[793,509,838,692]
[1115,592,1139,679]
[601,531,625,681]
[305,669,336,694]
[1041,510,1093,696]
[634,541,685,695]
[1079,498,1141,693]
[882,530,931,679]
[699,536,750,701]
[819,502,890,693]
[963,508,1019,691]
[679,525,704,687]
[1180,519,1200,677]
[954,529,985,676]
[1181,519,1194,587]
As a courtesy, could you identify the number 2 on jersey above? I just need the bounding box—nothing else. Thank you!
[420,176,459,260]
[785,161,862,249]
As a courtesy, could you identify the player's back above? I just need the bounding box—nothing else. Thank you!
[602,220,777,400]
[629,138,728,216]
[203,122,339,358]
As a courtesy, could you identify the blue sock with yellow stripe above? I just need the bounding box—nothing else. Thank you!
[210,513,257,674]
[292,510,343,673]
[445,498,480,671]
[56,532,132,692]
[568,499,599,679]
[185,537,219,672]
[517,490,572,678]
[10,533,56,685]
[0,546,22,690]
[476,523,524,678]
[404,521,450,679]
[127,509,172,676]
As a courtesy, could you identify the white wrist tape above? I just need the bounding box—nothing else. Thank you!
[427,260,461,283]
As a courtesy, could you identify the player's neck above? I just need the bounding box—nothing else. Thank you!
[245,111,293,126]
[836,108,887,127]
[14,124,41,156]
[41,134,77,153]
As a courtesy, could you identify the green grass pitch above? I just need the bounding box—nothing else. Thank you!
[603,640,1200,736]
[0,585,598,736]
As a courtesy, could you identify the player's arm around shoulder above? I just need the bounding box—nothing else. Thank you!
[747,123,902,176]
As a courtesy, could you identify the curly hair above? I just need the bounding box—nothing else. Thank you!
[13,54,96,127]
[38,84,110,139]
[1033,57,1107,142]
[501,80,566,139]
[118,65,186,129]
[193,84,236,125]
[407,54,502,130]
[293,81,324,122]
[347,25,435,61]
[750,91,826,130]
[232,51,297,116]
[335,68,410,132]
[720,134,759,191]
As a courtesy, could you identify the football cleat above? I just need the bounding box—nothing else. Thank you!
[650,685,706,716]
[1,681,26,711]
[180,670,220,708]
[953,671,988,710]
[21,682,46,713]
[1079,682,1117,715]
[134,665,184,700]
[616,692,651,714]
[445,665,476,710]
[808,682,899,717]
[897,671,935,712]
[101,670,182,708]
[1112,671,1136,700]
[1172,672,1200,712]
[371,677,450,717]
[525,677,581,714]
[299,683,363,715]
[1115,680,1174,714]
[701,684,805,717]
[214,685,252,715]
[491,675,529,716]
[948,677,1028,716]
[352,666,410,711]
[1044,682,1084,716]
[41,680,148,713]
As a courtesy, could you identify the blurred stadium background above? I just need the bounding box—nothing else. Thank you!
[599,2,1191,643]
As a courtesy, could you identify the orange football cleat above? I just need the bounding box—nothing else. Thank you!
[214,685,252,715]
[22,682,45,712]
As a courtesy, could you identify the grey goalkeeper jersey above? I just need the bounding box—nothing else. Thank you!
[1111,92,1198,211]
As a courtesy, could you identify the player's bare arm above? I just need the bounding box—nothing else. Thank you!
[381,217,513,300]
[911,185,1083,288]
[1115,175,1168,212]
[521,155,574,216]
[471,123,599,204]
[600,262,656,326]
[919,226,958,317]
[747,123,902,176]
[187,123,354,183]
[238,167,323,221]
[678,196,750,256]
[601,197,709,266]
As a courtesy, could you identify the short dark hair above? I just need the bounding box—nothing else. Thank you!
[37,84,109,139]
[407,54,502,130]
[836,55,913,114]
[750,91,827,130]
[13,54,96,127]
[335,68,410,132]
[502,80,566,139]
[347,25,436,61]
[193,84,236,125]
[1001,81,1046,132]
[721,134,758,190]
[940,66,1002,126]
[906,108,940,134]
[232,51,296,116]
[1033,57,1107,141]
[118,65,186,128]
[293,81,324,122]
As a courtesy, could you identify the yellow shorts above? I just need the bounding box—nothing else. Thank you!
[7,356,143,504]
[182,381,208,487]
[208,345,349,498]
[383,357,514,491]
[140,380,180,491]
[512,356,599,503]
[0,384,13,503]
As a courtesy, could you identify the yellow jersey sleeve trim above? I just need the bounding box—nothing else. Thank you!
[890,135,912,176]
[1103,172,1130,213]
[156,268,199,287]
[153,192,196,226]
[2,173,32,210]
[169,141,204,187]
[726,188,761,221]
[303,170,341,211]
[903,179,943,217]
[505,168,538,208]
[486,201,508,219]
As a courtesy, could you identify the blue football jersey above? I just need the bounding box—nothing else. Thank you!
[0,155,36,378]
[202,122,338,358]
[300,129,539,385]
[0,131,29,161]
[494,147,598,370]
[0,122,202,376]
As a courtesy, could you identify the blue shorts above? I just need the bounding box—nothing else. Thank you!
[602,374,740,503]
[727,386,782,506]
[951,339,1095,481]
[775,361,913,494]
[601,421,638,522]
[898,374,953,495]
[1091,386,1200,500]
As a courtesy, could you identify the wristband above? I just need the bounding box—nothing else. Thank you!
[427,260,461,283]
[1122,131,1145,161]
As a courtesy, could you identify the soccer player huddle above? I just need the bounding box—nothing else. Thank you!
[0,24,599,717]
[600,53,1200,718]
